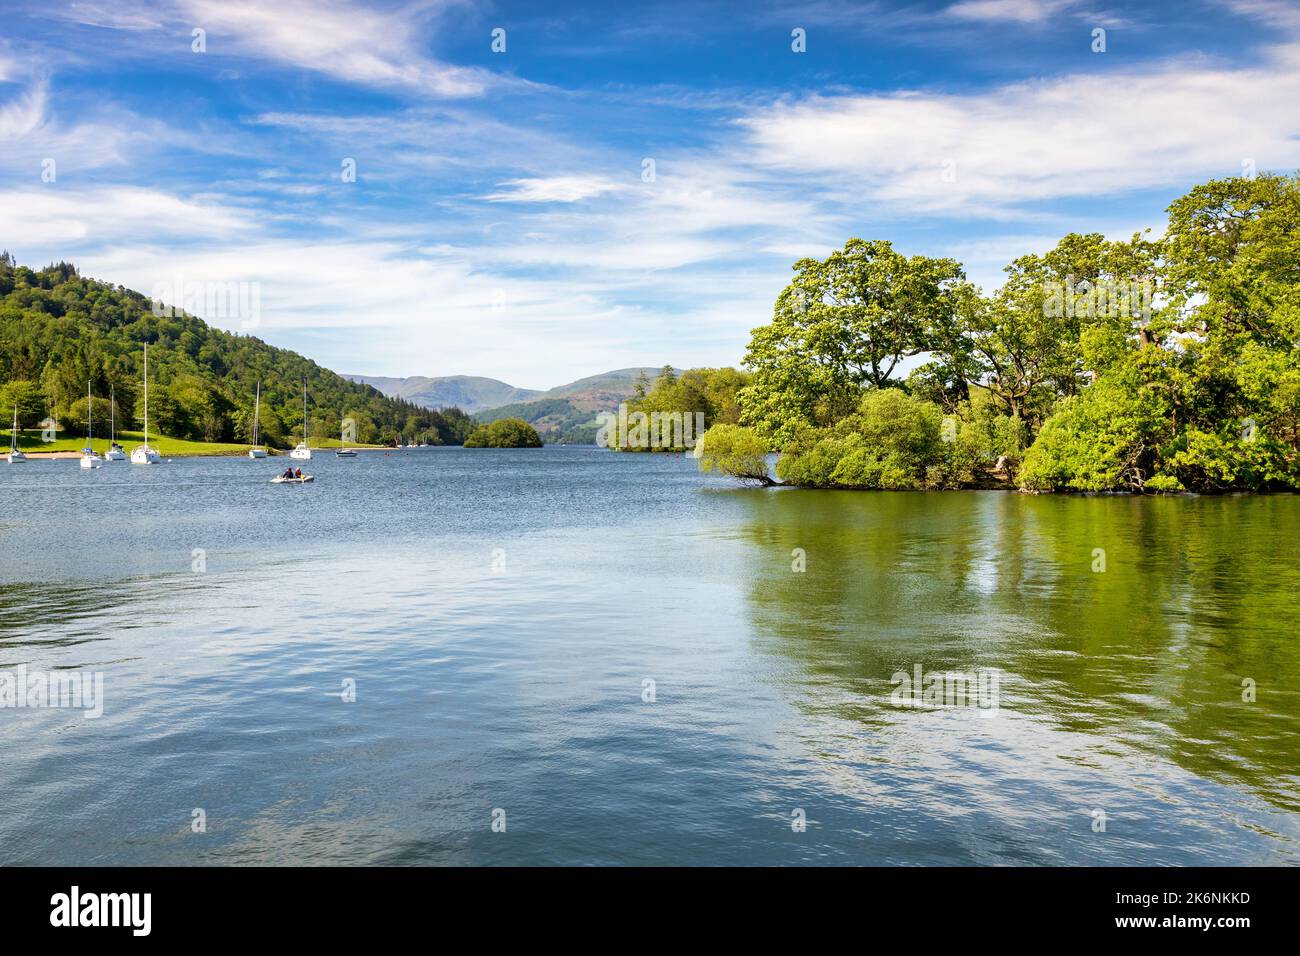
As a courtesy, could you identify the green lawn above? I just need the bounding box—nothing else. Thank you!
[7,429,385,456]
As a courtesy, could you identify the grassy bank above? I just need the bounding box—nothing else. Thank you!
[6,430,385,457]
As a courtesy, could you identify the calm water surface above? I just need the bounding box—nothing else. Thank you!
[1,447,1298,865]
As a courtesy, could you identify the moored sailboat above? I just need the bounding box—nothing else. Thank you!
[248,380,268,458]
[104,384,127,460]
[6,404,26,463]
[80,383,104,469]
[131,343,162,464]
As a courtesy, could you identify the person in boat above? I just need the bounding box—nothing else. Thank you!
[294,468,303,478]
[282,467,294,479]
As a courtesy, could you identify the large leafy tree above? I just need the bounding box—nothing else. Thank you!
[739,239,966,445]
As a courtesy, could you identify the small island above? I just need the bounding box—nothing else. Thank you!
[463,417,543,448]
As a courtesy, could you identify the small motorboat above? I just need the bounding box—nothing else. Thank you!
[271,473,315,484]
[335,448,358,458]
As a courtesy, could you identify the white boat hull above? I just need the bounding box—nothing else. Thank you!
[289,446,312,460]
[248,448,268,459]
[271,475,314,483]
[7,452,27,463]
[80,454,104,469]
[131,446,162,464]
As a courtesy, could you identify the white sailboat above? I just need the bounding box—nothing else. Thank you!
[80,383,104,469]
[104,384,127,460]
[289,380,312,460]
[6,404,26,463]
[248,380,268,458]
[131,343,162,464]
[336,418,357,457]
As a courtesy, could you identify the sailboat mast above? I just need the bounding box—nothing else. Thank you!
[253,380,261,446]
[87,381,93,447]
[11,404,17,453]
[110,384,115,443]
[303,380,308,446]
[143,343,149,446]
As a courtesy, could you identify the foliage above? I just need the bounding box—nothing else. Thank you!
[463,417,543,448]
[695,424,772,484]
[610,365,751,452]
[739,239,967,446]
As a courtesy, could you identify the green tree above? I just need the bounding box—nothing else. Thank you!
[0,380,45,427]
[464,417,543,448]
[696,424,773,484]
[739,238,966,445]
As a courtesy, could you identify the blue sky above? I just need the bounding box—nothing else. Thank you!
[2,0,1298,387]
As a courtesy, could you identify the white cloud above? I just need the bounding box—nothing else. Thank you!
[947,0,1070,23]
[0,187,255,244]
[738,42,1300,214]
[484,176,626,203]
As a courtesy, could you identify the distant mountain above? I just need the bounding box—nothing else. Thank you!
[478,367,667,443]
[348,367,664,418]
[346,374,540,413]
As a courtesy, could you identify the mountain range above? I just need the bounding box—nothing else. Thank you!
[346,368,662,413]
[347,367,668,444]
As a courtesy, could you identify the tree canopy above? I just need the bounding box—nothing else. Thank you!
[463,417,543,448]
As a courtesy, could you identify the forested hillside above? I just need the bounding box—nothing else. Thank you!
[0,256,474,447]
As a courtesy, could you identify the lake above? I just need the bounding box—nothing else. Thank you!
[1,447,1298,865]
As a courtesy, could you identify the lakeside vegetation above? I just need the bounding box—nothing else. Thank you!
[607,366,749,452]
[699,174,1300,494]
[0,255,475,449]
[463,417,543,448]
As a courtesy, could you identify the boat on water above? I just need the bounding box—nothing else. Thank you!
[289,381,312,460]
[131,344,162,464]
[271,472,314,483]
[7,404,26,463]
[336,447,358,458]
[80,383,104,469]
[104,385,126,460]
[249,380,268,458]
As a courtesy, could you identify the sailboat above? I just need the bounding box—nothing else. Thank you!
[248,381,268,458]
[104,384,127,460]
[336,417,358,457]
[6,404,26,463]
[130,343,162,464]
[289,380,312,460]
[80,383,104,469]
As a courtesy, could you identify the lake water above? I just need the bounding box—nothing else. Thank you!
[1,447,1298,865]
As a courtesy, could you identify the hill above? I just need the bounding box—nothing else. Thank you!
[0,255,474,448]
[346,374,541,413]
[475,367,664,442]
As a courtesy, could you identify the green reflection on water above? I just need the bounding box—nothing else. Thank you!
[730,489,1300,813]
